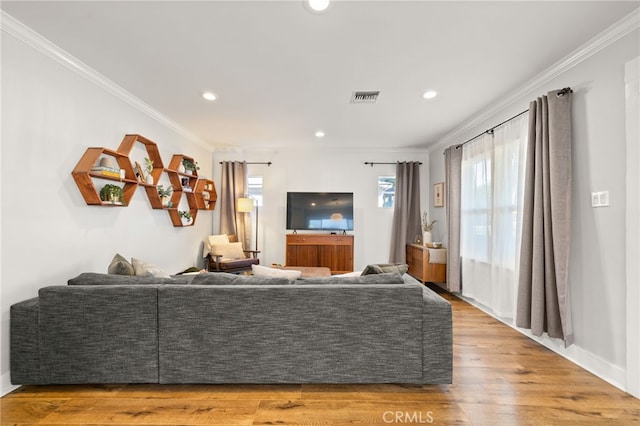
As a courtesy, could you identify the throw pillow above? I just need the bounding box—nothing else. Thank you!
[210,242,245,260]
[251,264,301,283]
[361,263,409,276]
[132,258,171,278]
[107,253,134,275]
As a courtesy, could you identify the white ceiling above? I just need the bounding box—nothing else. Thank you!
[2,1,638,150]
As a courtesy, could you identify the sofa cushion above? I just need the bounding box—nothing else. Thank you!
[210,242,247,260]
[107,253,135,275]
[361,263,409,275]
[206,234,230,245]
[68,272,190,286]
[251,264,301,283]
[191,272,241,285]
[191,272,290,286]
[297,272,406,285]
[234,275,292,285]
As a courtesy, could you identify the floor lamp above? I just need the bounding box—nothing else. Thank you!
[237,196,258,252]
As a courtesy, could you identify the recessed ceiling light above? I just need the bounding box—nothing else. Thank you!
[305,0,330,13]
[202,92,217,101]
[422,90,438,100]
[315,131,325,138]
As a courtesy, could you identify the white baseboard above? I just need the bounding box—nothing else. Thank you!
[1,371,19,397]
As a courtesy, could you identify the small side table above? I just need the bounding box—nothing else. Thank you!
[406,244,447,284]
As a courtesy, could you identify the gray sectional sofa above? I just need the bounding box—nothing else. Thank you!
[10,272,452,385]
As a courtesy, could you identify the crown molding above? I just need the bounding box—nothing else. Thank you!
[0,11,210,150]
[428,9,640,154]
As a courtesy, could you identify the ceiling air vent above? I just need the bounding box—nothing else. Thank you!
[350,91,380,104]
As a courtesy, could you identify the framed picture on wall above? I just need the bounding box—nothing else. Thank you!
[433,182,444,207]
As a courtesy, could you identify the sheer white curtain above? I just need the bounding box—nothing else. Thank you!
[460,114,528,318]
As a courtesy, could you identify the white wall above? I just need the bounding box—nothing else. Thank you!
[0,21,215,394]
[212,148,430,271]
[429,28,640,391]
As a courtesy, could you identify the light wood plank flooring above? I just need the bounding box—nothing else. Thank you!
[2,286,638,425]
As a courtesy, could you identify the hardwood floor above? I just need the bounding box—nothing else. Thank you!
[2,286,638,425]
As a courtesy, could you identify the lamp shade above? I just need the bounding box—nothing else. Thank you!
[237,197,255,213]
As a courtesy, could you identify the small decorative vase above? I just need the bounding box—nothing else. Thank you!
[423,231,432,246]
[178,163,186,174]
[161,196,169,207]
[145,174,154,185]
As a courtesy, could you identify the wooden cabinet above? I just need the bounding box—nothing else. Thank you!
[286,234,354,274]
[406,244,446,284]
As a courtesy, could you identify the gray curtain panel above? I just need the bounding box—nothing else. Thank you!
[219,161,251,250]
[516,89,573,347]
[389,162,422,263]
[444,146,463,293]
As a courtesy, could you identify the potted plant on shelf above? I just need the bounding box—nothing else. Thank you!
[143,157,154,184]
[100,184,124,205]
[179,210,192,225]
[157,185,173,207]
[182,158,199,175]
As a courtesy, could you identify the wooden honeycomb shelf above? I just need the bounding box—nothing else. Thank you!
[72,135,215,226]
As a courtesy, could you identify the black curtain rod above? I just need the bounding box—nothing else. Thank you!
[450,87,573,151]
[364,161,422,167]
[219,161,272,166]
[457,108,529,148]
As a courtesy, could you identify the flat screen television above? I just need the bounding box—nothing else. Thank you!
[286,192,354,231]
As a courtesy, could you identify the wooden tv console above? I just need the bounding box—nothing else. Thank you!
[285,234,354,274]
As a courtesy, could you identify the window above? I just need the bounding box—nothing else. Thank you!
[247,176,263,206]
[378,176,395,207]
[459,113,528,318]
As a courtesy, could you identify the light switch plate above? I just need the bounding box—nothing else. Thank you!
[591,191,610,207]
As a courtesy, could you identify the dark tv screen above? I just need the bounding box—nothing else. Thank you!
[286,192,354,231]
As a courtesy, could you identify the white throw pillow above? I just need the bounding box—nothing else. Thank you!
[131,258,171,278]
[252,264,301,283]
[210,242,246,260]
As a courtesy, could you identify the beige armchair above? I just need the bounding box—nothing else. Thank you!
[203,234,260,273]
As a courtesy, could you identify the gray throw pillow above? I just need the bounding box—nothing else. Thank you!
[107,253,134,275]
[361,263,408,276]
[68,272,189,286]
